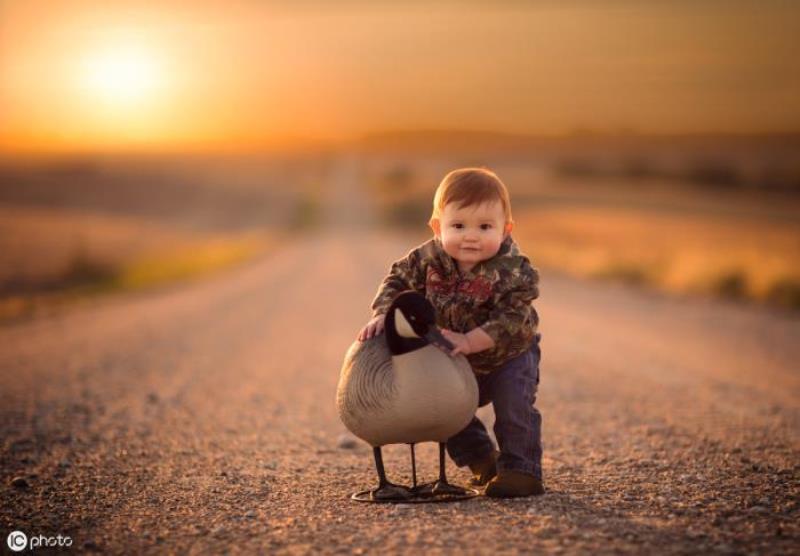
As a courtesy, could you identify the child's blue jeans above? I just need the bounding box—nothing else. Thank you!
[446,335,543,480]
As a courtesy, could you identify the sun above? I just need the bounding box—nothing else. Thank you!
[82,44,162,105]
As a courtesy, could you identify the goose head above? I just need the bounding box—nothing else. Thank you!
[384,291,454,356]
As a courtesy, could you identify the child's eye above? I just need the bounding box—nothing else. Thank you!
[452,223,463,229]
[480,224,492,230]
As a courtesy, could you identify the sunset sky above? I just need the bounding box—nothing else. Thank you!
[1,0,799,153]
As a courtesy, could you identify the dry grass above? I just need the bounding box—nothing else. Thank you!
[115,234,268,290]
[0,205,276,322]
[0,206,198,287]
[514,205,800,308]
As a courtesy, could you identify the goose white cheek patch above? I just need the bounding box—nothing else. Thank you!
[394,309,419,339]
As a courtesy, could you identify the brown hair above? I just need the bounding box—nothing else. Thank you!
[429,167,513,226]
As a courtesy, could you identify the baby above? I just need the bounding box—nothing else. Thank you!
[358,167,544,497]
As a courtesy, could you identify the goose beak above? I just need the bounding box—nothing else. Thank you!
[424,326,455,353]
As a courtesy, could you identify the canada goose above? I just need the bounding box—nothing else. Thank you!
[337,291,479,501]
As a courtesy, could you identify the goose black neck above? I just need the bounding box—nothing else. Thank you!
[384,308,428,356]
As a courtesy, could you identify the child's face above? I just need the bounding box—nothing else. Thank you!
[431,200,512,272]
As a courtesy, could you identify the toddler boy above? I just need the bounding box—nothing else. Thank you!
[358,167,544,497]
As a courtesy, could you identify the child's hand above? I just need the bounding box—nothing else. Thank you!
[357,314,386,342]
[440,329,473,357]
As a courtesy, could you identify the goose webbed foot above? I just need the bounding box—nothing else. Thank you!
[371,482,413,501]
[431,480,471,496]
[412,480,470,497]
[370,445,412,501]
[411,442,471,497]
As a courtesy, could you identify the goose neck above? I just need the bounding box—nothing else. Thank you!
[385,307,427,356]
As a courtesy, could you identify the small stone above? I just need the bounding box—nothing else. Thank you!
[686,529,704,539]
[10,476,29,488]
[337,434,358,450]
[245,510,257,518]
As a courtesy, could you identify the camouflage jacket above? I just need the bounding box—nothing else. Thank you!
[370,235,539,374]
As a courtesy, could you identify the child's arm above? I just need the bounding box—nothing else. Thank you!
[358,247,426,341]
[436,254,539,357]
[442,257,539,355]
[440,327,495,356]
[369,248,426,317]
[477,256,540,353]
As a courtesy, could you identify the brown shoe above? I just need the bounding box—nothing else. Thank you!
[467,450,499,487]
[485,470,545,498]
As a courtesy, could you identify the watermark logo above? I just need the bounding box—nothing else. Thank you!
[7,531,27,552]
[6,530,73,551]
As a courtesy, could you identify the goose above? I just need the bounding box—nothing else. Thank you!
[337,291,479,501]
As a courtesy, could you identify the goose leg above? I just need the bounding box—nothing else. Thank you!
[431,442,471,496]
[409,443,418,489]
[370,446,412,501]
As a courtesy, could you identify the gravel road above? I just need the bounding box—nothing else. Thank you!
[1,160,798,554]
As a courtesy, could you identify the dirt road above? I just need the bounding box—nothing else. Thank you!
[2,160,798,554]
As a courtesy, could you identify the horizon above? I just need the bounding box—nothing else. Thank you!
[3,128,799,160]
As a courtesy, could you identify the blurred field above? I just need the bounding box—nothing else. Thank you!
[3,135,799,321]
[514,204,800,308]
[0,154,327,321]
[361,142,800,310]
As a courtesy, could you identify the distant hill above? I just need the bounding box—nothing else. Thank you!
[352,129,800,191]
[353,129,800,156]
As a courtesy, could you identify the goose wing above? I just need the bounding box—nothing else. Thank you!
[336,337,397,436]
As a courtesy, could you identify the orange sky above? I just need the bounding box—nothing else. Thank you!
[1,0,799,153]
